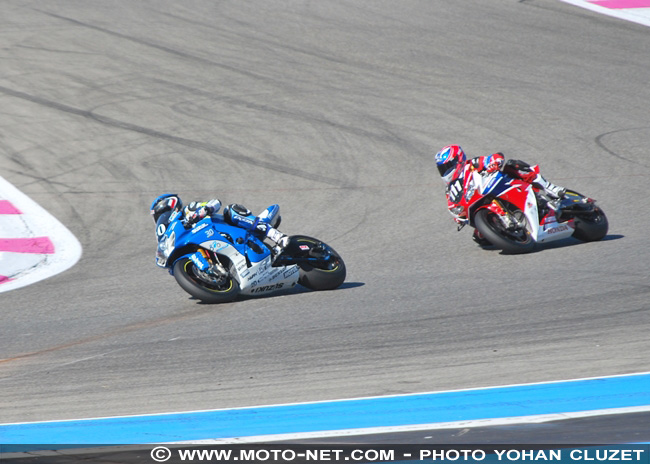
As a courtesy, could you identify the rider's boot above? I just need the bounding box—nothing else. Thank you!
[533,175,566,199]
[265,227,289,255]
[262,227,289,264]
[252,205,287,255]
[252,217,289,259]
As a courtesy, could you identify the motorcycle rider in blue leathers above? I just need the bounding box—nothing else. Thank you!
[150,194,289,256]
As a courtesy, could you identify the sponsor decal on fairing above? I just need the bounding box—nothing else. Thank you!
[209,241,229,251]
[191,223,208,234]
[545,224,570,234]
[283,266,299,279]
[250,283,284,294]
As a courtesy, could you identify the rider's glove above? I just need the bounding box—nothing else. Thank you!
[486,161,500,173]
[187,206,210,225]
[184,199,221,226]
[205,199,221,212]
[486,154,504,173]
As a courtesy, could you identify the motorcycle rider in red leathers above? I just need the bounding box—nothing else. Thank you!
[434,145,566,246]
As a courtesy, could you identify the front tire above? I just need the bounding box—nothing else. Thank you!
[173,257,240,303]
[289,235,346,290]
[573,206,608,242]
[474,209,535,254]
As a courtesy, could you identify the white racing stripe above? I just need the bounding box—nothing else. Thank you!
[560,0,650,27]
[0,176,82,292]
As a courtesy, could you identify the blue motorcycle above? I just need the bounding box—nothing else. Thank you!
[154,207,346,303]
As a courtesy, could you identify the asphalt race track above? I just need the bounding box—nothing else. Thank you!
[1,0,649,434]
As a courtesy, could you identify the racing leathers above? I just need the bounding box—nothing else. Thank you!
[183,200,289,255]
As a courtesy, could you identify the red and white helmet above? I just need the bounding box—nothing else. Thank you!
[435,145,466,184]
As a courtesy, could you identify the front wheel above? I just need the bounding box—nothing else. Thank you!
[173,257,240,303]
[474,209,535,254]
[287,235,346,290]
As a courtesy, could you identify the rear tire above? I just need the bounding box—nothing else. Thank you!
[290,235,346,290]
[474,209,535,254]
[573,206,608,242]
[173,257,240,303]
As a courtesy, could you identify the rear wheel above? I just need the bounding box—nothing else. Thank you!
[173,257,240,303]
[289,235,346,290]
[573,206,608,242]
[474,209,535,254]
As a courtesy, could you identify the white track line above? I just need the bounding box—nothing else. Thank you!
[0,176,82,292]
[560,0,650,28]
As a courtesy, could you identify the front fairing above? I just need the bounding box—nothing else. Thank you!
[461,171,513,212]
[156,232,176,267]
[155,214,300,296]
[155,211,184,268]
[465,171,538,227]
[476,171,518,197]
[155,214,271,269]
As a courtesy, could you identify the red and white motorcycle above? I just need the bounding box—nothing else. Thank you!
[450,168,608,253]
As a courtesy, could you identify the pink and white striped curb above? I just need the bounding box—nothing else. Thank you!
[0,176,82,292]
[560,0,650,27]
